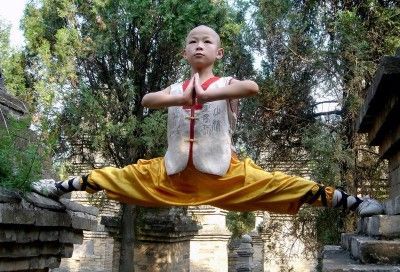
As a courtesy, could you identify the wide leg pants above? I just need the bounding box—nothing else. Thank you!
[85,156,334,214]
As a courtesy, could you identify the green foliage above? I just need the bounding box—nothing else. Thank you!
[0,117,44,191]
[139,111,168,158]
[303,124,352,187]
[0,19,31,106]
[226,211,255,238]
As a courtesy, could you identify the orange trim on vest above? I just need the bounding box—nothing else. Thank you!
[182,76,220,164]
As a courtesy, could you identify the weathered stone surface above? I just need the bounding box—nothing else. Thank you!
[59,198,98,216]
[322,245,400,272]
[189,206,230,272]
[0,88,28,116]
[358,215,400,238]
[249,231,265,272]
[134,240,191,272]
[341,232,357,250]
[61,244,74,258]
[23,192,66,211]
[356,56,400,133]
[0,242,62,258]
[67,210,98,231]
[139,207,199,242]
[236,235,254,272]
[0,190,98,271]
[349,235,400,264]
[0,188,21,203]
[0,205,36,224]
[389,152,400,172]
[39,230,59,242]
[365,93,399,148]
[389,167,400,199]
[0,228,40,243]
[59,229,83,244]
[386,196,400,215]
[34,209,72,227]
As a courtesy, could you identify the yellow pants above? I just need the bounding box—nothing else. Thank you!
[86,156,334,214]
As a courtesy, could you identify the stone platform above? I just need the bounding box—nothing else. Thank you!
[0,188,98,271]
[322,245,400,272]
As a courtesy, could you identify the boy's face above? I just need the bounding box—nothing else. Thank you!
[183,26,224,71]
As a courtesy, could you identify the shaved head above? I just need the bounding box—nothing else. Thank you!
[186,25,221,47]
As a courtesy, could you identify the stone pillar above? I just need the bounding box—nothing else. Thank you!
[135,207,199,272]
[54,191,121,272]
[189,205,231,272]
[249,211,268,272]
[236,235,254,272]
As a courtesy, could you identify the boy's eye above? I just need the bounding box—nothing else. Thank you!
[189,40,196,44]
[205,40,212,44]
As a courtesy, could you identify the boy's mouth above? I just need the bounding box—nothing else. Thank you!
[194,53,204,57]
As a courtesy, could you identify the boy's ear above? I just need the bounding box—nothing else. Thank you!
[216,48,224,60]
[182,49,188,59]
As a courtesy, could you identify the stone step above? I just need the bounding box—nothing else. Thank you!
[322,245,400,272]
[386,196,400,215]
[357,215,400,238]
[341,234,400,264]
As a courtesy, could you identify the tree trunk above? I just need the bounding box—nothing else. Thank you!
[119,204,136,272]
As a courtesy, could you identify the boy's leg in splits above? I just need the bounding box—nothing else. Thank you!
[31,175,100,198]
[201,157,385,217]
[298,184,384,217]
[32,157,175,207]
[32,157,384,216]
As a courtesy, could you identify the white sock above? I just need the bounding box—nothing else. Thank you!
[332,189,360,209]
[57,176,82,191]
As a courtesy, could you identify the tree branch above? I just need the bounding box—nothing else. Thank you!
[311,100,339,107]
[312,110,342,117]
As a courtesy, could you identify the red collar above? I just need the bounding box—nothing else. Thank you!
[182,76,220,91]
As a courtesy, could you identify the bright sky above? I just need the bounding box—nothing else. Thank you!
[0,0,27,48]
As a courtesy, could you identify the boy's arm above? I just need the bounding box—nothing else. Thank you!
[142,77,194,109]
[194,74,259,104]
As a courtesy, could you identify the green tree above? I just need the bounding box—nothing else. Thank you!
[0,19,32,106]
[0,116,46,191]
[0,18,45,191]
[226,211,255,238]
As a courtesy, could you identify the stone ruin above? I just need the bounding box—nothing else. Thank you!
[0,69,98,271]
[322,51,400,270]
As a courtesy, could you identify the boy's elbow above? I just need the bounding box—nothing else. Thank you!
[246,80,259,95]
[141,94,153,108]
[141,98,147,107]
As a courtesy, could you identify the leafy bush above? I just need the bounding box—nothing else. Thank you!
[226,211,255,238]
[0,116,44,191]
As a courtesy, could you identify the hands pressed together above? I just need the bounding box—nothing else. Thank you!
[182,73,207,106]
[141,72,258,109]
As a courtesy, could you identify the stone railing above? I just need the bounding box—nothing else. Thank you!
[0,188,98,271]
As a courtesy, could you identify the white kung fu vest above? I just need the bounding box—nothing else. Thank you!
[164,77,235,176]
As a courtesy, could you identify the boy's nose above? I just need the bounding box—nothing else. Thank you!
[196,42,204,49]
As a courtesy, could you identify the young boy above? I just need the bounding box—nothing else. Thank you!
[33,25,384,217]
